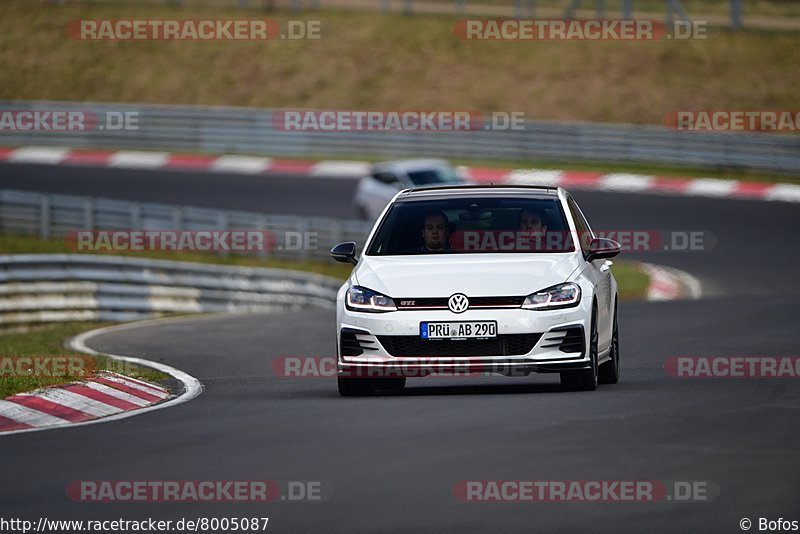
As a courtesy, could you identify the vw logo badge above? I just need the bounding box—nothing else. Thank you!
[448,293,469,314]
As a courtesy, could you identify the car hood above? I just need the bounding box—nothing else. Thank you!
[354,253,582,297]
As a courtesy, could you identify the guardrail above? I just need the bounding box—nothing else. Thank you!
[0,254,342,325]
[2,101,799,173]
[0,189,372,261]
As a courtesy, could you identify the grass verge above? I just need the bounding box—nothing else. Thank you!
[0,1,798,126]
[0,322,168,399]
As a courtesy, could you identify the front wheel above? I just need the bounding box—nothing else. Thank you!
[599,302,619,384]
[560,307,599,391]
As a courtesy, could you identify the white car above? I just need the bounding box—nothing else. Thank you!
[353,159,463,220]
[331,185,622,396]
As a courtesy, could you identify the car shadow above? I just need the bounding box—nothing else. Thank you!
[376,381,567,396]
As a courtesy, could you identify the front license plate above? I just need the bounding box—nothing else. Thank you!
[420,321,497,340]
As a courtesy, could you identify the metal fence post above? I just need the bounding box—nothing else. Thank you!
[217,211,230,258]
[564,0,581,19]
[595,0,605,19]
[256,215,268,259]
[172,207,183,230]
[40,195,50,241]
[730,0,742,28]
[130,203,141,230]
[622,0,632,19]
[666,0,690,23]
[83,197,94,231]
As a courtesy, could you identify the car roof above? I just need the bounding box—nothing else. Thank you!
[372,158,452,173]
[395,184,561,201]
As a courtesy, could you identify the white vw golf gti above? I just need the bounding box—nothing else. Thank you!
[331,185,621,396]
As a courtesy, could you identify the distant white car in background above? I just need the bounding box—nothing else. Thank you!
[353,159,464,219]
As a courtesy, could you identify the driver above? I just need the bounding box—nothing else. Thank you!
[421,211,450,252]
[518,208,549,250]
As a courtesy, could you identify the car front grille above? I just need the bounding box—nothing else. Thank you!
[395,296,525,310]
[376,334,542,357]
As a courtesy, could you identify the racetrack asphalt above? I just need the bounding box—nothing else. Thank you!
[1,162,798,533]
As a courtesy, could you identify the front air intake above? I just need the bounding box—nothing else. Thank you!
[340,328,379,357]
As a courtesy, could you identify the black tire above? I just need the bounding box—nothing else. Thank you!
[560,305,599,391]
[374,377,406,391]
[599,300,620,385]
[338,377,375,397]
[337,377,406,396]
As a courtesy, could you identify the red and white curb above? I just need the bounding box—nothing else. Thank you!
[0,318,203,436]
[2,145,799,203]
[0,371,170,433]
[640,262,703,302]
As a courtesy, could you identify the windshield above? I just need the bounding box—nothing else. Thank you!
[407,167,462,185]
[366,196,575,255]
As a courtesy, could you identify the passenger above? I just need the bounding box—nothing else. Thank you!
[421,211,450,252]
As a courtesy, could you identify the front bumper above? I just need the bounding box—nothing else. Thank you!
[336,306,591,377]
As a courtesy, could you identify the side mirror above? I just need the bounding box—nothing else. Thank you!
[330,242,358,265]
[585,238,622,262]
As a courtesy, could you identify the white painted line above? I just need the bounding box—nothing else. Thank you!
[108,151,170,169]
[99,372,169,398]
[506,169,564,186]
[0,400,70,427]
[640,262,702,302]
[600,173,655,192]
[310,161,370,177]
[28,388,123,417]
[210,155,272,174]
[685,178,739,197]
[7,146,70,164]
[103,371,168,394]
[670,268,703,300]
[764,183,800,203]
[84,381,150,407]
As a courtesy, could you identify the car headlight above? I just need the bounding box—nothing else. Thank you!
[522,283,581,310]
[346,286,397,312]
